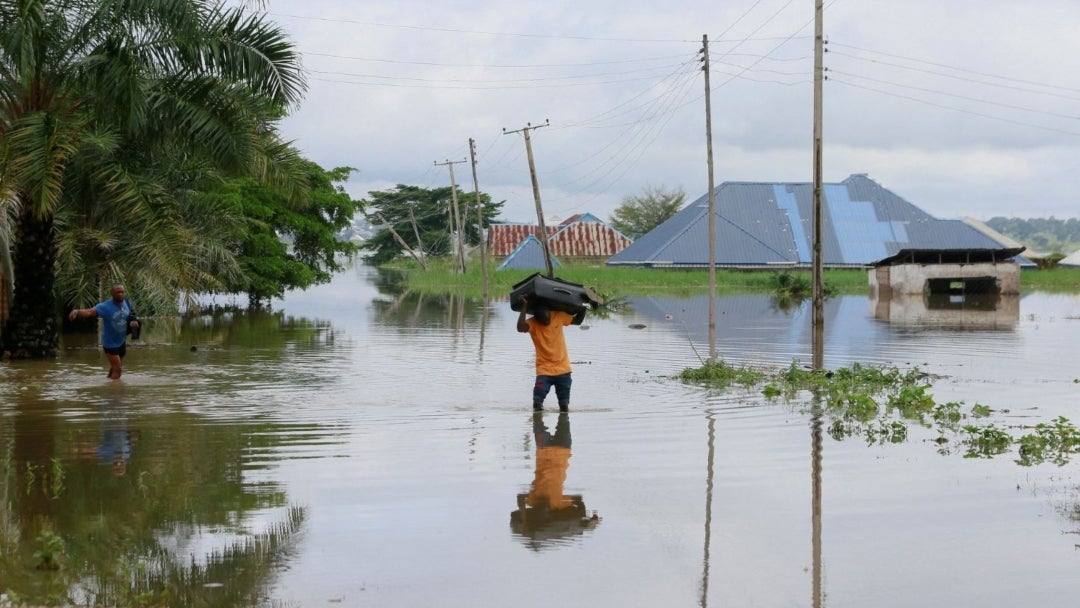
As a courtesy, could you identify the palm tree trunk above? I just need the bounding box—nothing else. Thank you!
[1,200,59,359]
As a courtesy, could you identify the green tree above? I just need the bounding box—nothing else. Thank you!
[986,216,1080,254]
[609,185,686,239]
[361,185,504,266]
[200,162,364,306]
[0,0,306,358]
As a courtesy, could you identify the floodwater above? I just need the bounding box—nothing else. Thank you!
[2,263,1079,608]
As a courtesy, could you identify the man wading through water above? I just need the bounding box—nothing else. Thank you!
[69,284,140,379]
[517,295,577,412]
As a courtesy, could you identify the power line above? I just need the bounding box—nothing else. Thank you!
[308,71,699,90]
[306,61,691,84]
[829,77,1080,137]
[830,42,1080,95]
[829,69,1080,121]
[271,12,699,43]
[300,50,694,69]
[547,66,700,175]
[828,50,1080,103]
[558,56,702,128]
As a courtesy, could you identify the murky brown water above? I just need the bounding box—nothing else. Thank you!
[2,263,1079,607]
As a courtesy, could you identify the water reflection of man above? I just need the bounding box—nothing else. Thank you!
[510,413,600,549]
[71,386,138,476]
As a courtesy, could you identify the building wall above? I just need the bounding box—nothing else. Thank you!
[869,262,1021,297]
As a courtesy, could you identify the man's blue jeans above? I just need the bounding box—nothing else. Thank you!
[533,373,572,408]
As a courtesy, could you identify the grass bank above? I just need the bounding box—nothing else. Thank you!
[380,258,1080,297]
[381,259,869,299]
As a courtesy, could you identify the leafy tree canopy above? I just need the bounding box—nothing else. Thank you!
[609,185,686,239]
[199,162,363,306]
[985,217,1080,255]
[361,185,504,266]
[0,0,307,357]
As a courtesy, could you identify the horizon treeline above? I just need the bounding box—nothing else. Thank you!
[985,217,1080,254]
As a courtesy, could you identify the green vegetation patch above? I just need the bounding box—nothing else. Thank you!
[681,357,1080,467]
[383,259,869,299]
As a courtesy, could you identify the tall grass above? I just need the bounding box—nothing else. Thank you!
[382,258,870,298]
[382,256,1080,297]
[1019,266,1080,292]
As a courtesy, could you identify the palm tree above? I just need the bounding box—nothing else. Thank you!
[0,0,306,358]
[0,186,14,330]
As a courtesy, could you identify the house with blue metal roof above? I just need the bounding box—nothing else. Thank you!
[606,174,1016,268]
[497,234,563,271]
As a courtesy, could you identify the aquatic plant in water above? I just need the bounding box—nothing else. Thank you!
[680,358,1080,468]
[678,360,768,388]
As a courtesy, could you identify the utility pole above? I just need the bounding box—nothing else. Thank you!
[469,138,489,300]
[377,213,426,270]
[702,34,717,363]
[811,0,825,371]
[503,120,554,277]
[407,203,425,264]
[435,158,468,274]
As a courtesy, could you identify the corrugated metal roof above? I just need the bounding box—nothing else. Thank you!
[607,174,1013,267]
[496,235,562,271]
[548,221,632,257]
[488,224,555,256]
[490,213,631,258]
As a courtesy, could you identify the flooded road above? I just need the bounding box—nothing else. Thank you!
[2,263,1079,607]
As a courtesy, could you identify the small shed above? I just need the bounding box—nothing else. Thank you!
[869,248,1024,298]
[497,235,563,271]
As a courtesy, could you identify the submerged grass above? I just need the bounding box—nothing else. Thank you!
[1018,266,1080,292]
[680,358,1080,466]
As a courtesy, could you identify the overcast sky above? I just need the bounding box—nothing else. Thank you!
[264,0,1080,224]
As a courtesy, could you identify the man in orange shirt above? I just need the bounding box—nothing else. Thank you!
[517,296,576,412]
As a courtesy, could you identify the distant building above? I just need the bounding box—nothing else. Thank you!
[497,234,563,271]
[607,174,1020,268]
[489,213,632,259]
[1060,250,1080,267]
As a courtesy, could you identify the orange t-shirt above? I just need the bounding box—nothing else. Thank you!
[526,310,575,376]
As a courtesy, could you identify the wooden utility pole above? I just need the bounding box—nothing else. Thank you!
[469,138,489,299]
[702,35,717,363]
[377,213,426,270]
[435,158,468,273]
[811,0,825,370]
[503,120,554,277]
[407,204,425,264]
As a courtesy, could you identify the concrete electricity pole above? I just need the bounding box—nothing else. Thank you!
[702,34,717,363]
[435,158,468,274]
[811,0,825,371]
[503,120,554,277]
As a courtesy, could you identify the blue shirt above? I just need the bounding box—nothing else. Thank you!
[94,299,132,349]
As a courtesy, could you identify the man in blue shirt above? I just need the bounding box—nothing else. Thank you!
[69,283,140,379]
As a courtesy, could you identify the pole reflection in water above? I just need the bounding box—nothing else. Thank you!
[700,413,715,608]
[479,297,490,361]
[811,396,824,608]
[812,321,824,372]
[510,413,600,550]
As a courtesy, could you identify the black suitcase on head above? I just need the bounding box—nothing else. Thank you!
[510,273,603,321]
